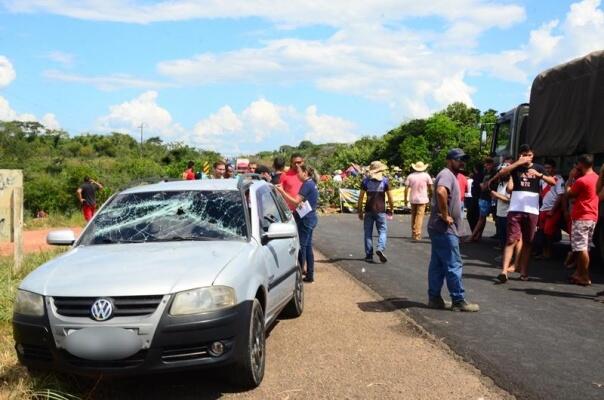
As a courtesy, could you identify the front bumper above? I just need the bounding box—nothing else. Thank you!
[12,300,252,376]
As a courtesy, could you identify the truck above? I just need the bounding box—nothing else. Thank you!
[490,50,604,260]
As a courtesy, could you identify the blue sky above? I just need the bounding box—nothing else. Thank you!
[0,0,603,155]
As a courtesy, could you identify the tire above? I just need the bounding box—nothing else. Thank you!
[594,220,604,267]
[232,299,265,389]
[282,266,304,318]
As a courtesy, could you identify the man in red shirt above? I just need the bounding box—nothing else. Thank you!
[280,154,304,210]
[566,154,599,286]
[182,160,195,180]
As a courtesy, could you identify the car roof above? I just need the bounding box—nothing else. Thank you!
[120,177,270,194]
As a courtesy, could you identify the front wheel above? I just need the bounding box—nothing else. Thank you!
[232,299,265,389]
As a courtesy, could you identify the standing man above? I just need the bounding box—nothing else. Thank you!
[211,161,226,179]
[247,162,258,174]
[271,157,286,184]
[470,158,496,242]
[77,176,104,222]
[493,144,555,283]
[566,154,599,286]
[535,159,565,259]
[357,161,394,263]
[427,149,479,312]
[404,161,433,240]
[255,165,272,182]
[280,154,304,210]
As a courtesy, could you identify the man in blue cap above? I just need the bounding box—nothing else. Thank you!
[426,148,480,312]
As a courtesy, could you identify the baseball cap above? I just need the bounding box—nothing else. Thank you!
[446,148,469,161]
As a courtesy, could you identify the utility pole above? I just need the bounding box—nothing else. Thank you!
[138,123,144,156]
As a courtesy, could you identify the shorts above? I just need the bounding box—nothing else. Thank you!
[506,211,538,244]
[478,199,491,217]
[571,220,596,252]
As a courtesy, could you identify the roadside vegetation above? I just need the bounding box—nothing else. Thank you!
[0,250,85,400]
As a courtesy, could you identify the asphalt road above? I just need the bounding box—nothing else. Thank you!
[314,213,604,400]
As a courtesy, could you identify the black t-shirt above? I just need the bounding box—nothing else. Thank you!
[471,171,484,198]
[479,168,497,200]
[80,182,100,206]
[271,172,282,185]
[511,164,545,194]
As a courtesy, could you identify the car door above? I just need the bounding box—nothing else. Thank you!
[257,187,296,312]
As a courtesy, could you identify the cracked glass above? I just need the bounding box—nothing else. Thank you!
[78,190,247,245]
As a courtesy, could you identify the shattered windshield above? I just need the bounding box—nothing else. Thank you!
[78,190,247,245]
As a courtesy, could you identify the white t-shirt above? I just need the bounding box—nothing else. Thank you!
[495,182,510,217]
[540,175,564,211]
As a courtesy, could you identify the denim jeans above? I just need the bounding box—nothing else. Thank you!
[427,229,465,303]
[364,212,387,257]
[297,214,317,279]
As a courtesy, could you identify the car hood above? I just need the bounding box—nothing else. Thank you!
[19,241,252,297]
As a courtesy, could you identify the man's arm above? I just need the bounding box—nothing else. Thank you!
[528,169,555,186]
[488,156,532,185]
[76,187,84,204]
[357,190,366,220]
[91,179,104,190]
[491,190,509,203]
[435,186,453,225]
[386,190,394,214]
[506,177,514,194]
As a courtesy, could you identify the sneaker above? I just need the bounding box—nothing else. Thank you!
[375,250,388,263]
[427,297,451,310]
[303,277,314,283]
[451,300,480,312]
[364,255,374,263]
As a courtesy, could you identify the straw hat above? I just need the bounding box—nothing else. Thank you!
[411,161,429,172]
[334,169,343,174]
[368,161,388,180]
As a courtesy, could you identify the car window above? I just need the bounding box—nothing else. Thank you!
[78,190,247,245]
[258,190,282,232]
[272,188,292,221]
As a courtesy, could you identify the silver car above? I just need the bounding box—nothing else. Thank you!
[12,177,304,388]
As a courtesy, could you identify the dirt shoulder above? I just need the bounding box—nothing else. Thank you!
[0,227,82,257]
[225,251,512,400]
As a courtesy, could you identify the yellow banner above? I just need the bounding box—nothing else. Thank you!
[339,188,409,212]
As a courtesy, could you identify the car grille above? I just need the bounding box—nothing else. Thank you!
[62,350,148,368]
[19,344,53,361]
[53,295,163,318]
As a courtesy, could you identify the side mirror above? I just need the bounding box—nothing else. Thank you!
[262,223,297,244]
[480,130,487,145]
[47,229,76,246]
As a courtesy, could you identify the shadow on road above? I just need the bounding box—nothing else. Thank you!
[508,287,598,301]
[357,297,429,313]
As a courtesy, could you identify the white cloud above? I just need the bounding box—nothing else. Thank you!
[241,99,289,141]
[43,69,172,91]
[44,51,75,66]
[0,95,60,128]
[97,91,183,138]
[41,113,61,130]
[304,105,358,143]
[3,1,525,29]
[0,55,16,88]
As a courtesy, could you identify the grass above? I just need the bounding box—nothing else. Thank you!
[23,214,85,231]
[0,250,86,400]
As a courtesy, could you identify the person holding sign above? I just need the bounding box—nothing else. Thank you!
[276,165,319,283]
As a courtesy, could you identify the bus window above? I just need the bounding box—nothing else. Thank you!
[495,121,511,156]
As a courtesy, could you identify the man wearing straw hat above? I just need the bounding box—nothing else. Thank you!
[358,161,394,263]
[405,161,433,240]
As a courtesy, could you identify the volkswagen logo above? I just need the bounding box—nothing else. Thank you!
[90,298,113,321]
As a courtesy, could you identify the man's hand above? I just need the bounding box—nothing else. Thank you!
[517,155,532,166]
[527,168,542,178]
[442,214,454,225]
[358,212,364,221]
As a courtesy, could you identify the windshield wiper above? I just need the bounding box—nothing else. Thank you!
[149,236,215,242]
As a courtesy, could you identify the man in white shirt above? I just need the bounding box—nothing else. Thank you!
[536,159,565,259]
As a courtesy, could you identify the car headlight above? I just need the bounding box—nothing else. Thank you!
[170,286,237,316]
[14,290,45,317]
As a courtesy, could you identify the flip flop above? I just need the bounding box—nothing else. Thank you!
[568,276,591,286]
[519,275,529,281]
[495,273,508,284]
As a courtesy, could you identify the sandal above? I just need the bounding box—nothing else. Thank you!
[519,275,529,281]
[495,273,508,284]
[568,276,591,286]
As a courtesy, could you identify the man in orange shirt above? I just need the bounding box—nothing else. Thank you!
[280,154,304,210]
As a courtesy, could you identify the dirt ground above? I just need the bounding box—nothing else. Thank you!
[221,252,512,400]
[0,227,82,257]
